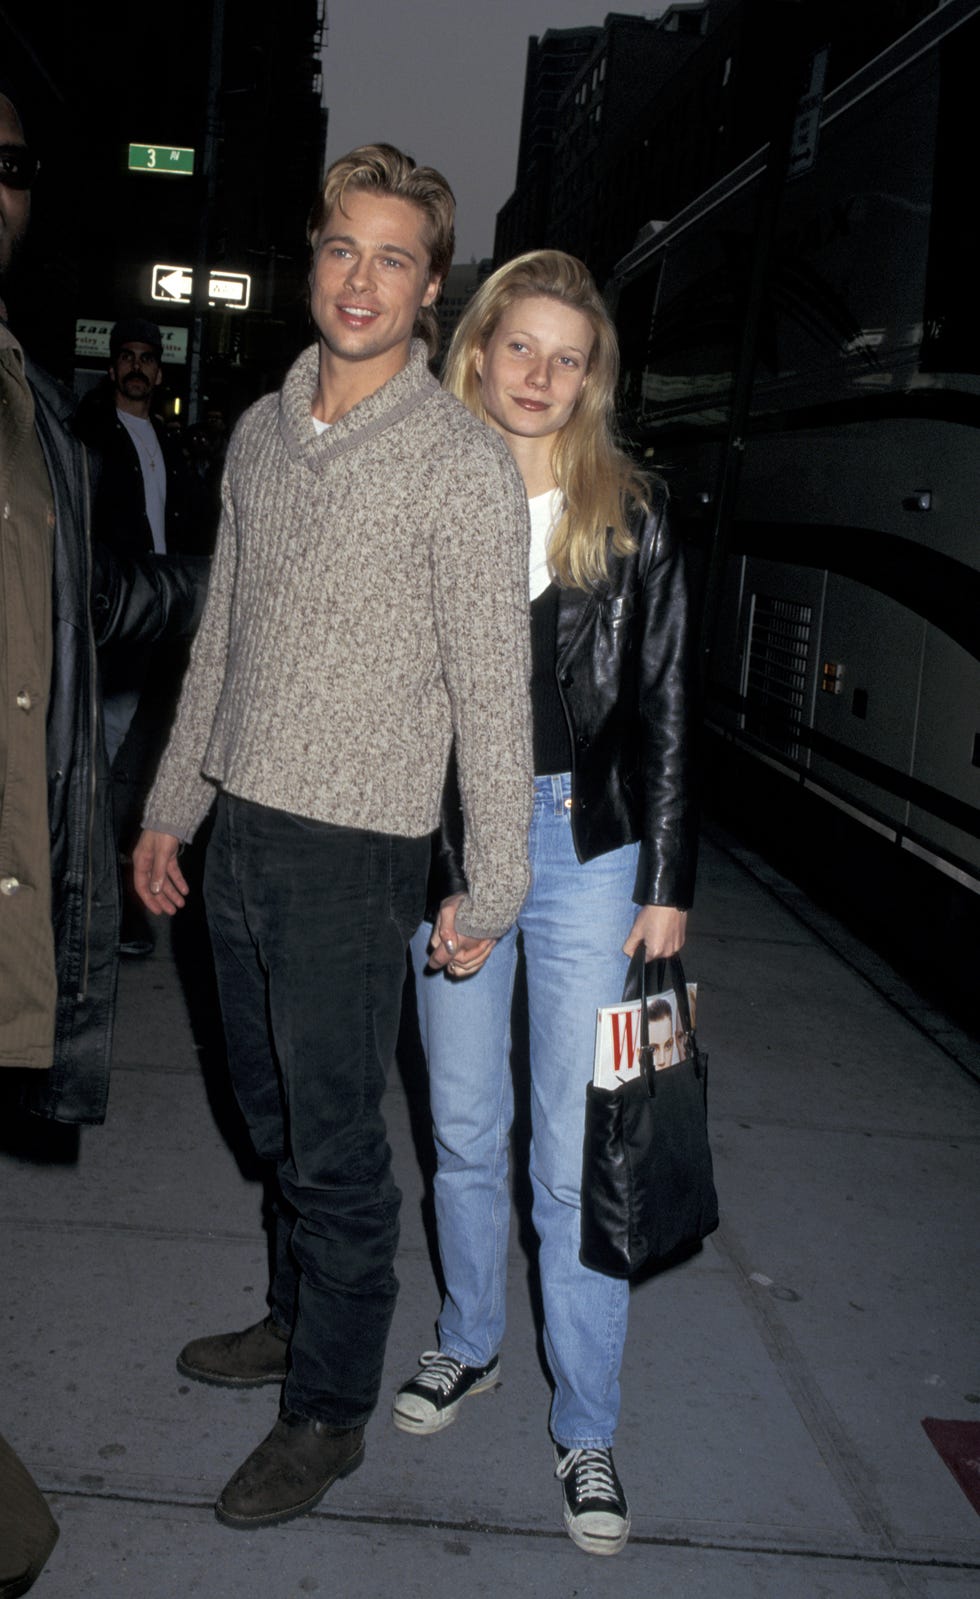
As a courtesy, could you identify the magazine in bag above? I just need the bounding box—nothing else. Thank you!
[592,984,698,1091]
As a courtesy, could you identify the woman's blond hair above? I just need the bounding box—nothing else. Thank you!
[443,250,649,589]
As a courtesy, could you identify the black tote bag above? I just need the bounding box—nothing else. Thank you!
[580,947,719,1278]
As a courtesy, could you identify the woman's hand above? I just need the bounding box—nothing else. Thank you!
[427,892,497,978]
[623,904,687,960]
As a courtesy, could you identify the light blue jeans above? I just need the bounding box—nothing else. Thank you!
[410,772,638,1448]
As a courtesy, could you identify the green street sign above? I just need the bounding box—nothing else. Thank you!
[128,143,195,176]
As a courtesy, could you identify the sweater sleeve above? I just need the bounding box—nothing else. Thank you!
[140,434,241,841]
[430,430,533,939]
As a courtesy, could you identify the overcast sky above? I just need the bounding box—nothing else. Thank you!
[322,3,670,262]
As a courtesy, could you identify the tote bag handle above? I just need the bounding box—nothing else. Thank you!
[620,944,699,1089]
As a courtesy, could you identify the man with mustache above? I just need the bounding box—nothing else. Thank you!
[74,318,211,953]
[77,317,208,590]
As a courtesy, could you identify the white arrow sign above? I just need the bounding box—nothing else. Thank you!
[150,263,252,310]
[152,264,193,302]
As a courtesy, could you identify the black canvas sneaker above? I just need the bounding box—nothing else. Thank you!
[554,1445,631,1555]
[392,1351,500,1435]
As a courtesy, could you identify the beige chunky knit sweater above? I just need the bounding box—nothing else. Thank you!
[144,341,532,938]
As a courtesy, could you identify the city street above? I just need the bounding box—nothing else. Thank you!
[3,828,979,1596]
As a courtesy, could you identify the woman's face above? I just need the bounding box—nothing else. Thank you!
[475,294,595,444]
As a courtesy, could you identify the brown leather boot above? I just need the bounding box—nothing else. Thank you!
[0,1433,59,1597]
[215,1411,365,1529]
[176,1314,289,1387]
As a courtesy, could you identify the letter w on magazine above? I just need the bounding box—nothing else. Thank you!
[593,983,698,1090]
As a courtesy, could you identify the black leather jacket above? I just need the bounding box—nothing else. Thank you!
[73,386,213,559]
[434,481,698,915]
[18,360,206,1125]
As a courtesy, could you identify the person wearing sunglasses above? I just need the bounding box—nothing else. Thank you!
[0,136,36,277]
[0,140,38,189]
[0,85,207,1597]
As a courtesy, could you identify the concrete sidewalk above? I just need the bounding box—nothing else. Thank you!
[2,832,979,1597]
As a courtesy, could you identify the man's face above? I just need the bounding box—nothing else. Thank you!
[648,1011,674,1071]
[310,189,440,376]
[0,97,31,286]
[110,342,162,411]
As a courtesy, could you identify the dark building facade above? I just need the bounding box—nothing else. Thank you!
[494,26,600,268]
[1,0,326,422]
[494,0,944,288]
[435,258,494,363]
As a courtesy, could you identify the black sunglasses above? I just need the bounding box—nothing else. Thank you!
[0,145,40,191]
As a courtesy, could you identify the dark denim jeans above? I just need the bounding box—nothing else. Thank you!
[203,793,428,1427]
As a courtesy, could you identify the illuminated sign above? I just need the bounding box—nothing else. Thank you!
[151,264,252,310]
[129,143,195,176]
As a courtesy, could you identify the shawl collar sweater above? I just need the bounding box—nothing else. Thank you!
[145,341,532,937]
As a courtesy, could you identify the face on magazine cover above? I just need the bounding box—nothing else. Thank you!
[647,1002,674,1070]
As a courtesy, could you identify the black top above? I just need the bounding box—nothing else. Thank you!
[530,581,572,776]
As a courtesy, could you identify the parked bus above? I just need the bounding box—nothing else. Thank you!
[608,0,980,1016]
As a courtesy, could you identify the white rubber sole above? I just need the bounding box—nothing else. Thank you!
[563,1508,631,1556]
[391,1360,500,1436]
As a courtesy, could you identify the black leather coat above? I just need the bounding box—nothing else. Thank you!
[72,386,213,559]
[18,360,206,1125]
[434,481,698,915]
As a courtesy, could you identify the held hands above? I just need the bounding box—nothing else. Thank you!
[624,904,687,960]
[427,892,497,978]
[426,898,684,975]
[132,830,189,916]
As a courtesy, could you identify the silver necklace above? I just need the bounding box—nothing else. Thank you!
[122,415,163,474]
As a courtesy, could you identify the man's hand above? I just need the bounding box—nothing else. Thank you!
[426,892,497,978]
[132,830,188,916]
[623,904,687,960]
